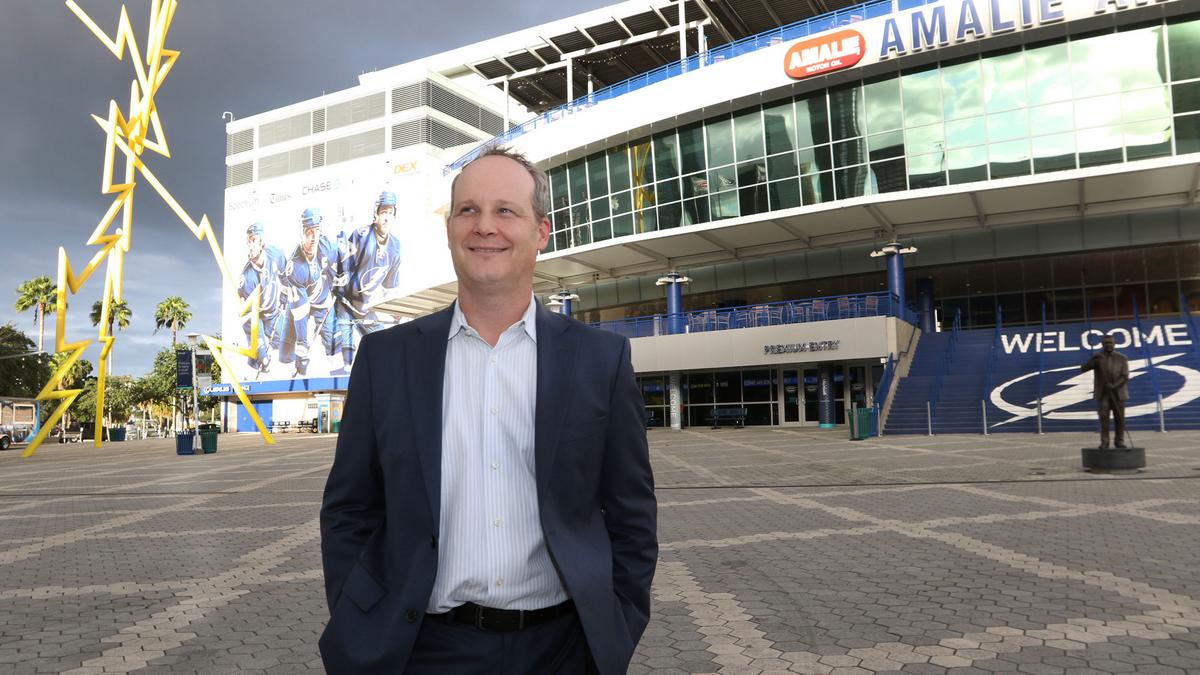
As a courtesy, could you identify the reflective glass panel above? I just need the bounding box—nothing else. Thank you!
[1072,32,1122,98]
[1076,94,1121,130]
[987,108,1029,142]
[1124,118,1172,161]
[905,123,944,156]
[1168,16,1200,80]
[678,123,706,175]
[610,191,632,215]
[586,152,607,198]
[589,196,610,220]
[630,138,655,207]
[945,117,985,148]
[907,152,946,189]
[568,159,588,204]
[947,146,987,184]
[769,178,801,210]
[653,131,679,179]
[864,77,902,133]
[682,172,709,198]
[682,197,710,225]
[1122,87,1171,123]
[901,66,942,127]
[799,144,833,174]
[592,219,612,243]
[737,160,767,186]
[607,145,631,192]
[833,138,866,167]
[1115,27,1167,92]
[763,101,797,154]
[710,191,739,220]
[635,207,657,233]
[734,108,765,160]
[1077,126,1123,167]
[829,83,866,141]
[1172,81,1200,114]
[835,165,870,198]
[708,165,737,193]
[872,158,907,193]
[706,115,734,166]
[868,131,904,161]
[657,178,681,203]
[795,96,830,146]
[942,60,984,120]
[549,166,568,211]
[802,171,834,204]
[990,139,1030,178]
[612,214,635,238]
[739,185,769,216]
[1029,102,1074,136]
[1032,132,1076,173]
[1025,41,1072,105]
[982,50,1026,112]
[767,151,798,180]
[1177,112,1200,154]
[658,202,682,230]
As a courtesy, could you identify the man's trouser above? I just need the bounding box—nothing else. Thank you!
[1097,392,1126,447]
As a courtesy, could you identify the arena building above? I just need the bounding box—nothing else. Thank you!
[208,0,1200,436]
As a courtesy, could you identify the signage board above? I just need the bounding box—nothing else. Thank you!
[784,30,865,79]
[175,349,192,389]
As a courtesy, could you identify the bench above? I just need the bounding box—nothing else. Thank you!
[707,407,748,428]
[271,421,291,433]
[294,420,319,433]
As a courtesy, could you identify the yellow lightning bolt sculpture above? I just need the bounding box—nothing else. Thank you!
[24,0,274,456]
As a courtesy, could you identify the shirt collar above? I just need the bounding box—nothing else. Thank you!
[448,294,538,343]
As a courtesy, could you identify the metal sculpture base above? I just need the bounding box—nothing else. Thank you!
[1081,447,1146,472]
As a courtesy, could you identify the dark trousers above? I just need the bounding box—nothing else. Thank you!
[1097,393,1126,447]
[405,609,596,675]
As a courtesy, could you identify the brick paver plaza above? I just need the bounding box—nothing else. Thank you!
[1,428,1198,674]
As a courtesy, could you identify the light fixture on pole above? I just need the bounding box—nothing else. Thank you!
[870,241,918,318]
[186,333,201,453]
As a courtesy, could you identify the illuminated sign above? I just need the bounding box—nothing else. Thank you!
[764,341,841,354]
[784,30,865,79]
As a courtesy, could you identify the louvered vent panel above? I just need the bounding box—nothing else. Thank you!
[257,152,291,180]
[225,161,253,187]
[326,92,386,131]
[391,83,424,113]
[311,143,325,167]
[326,128,386,166]
[258,112,311,147]
[392,120,423,149]
[428,119,480,149]
[312,109,326,134]
[479,109,504,136]
[226,129,254,156]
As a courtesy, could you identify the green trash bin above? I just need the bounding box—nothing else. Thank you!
[198,423,218,454]
[857,407,876,439]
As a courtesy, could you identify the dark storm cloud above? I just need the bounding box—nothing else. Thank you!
[1,0,611,375]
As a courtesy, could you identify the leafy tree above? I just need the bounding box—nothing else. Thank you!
[90,296,132,375]
[48,353,93,430]
[154,297,191,346]
[14,276,57,353]
[0,323,49,397]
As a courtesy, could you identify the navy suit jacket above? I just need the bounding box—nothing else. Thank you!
[319,302,657,674]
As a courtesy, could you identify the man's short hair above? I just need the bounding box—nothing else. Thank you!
[1103,333,1116,341]
[449,146,550,223]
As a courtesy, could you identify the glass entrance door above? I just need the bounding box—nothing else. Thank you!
[781,369,801,423]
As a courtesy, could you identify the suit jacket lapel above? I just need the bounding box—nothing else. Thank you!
[535,305,575,503]
[407,305,453,530]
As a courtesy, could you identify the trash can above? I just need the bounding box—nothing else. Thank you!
[198,423,218,454]
[331,419,341,434]
[857,407,877,439]
[109,426,126,442]
[175,432,194,455]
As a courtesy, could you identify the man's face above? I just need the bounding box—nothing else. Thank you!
[301,225,319,257]
[247,233,264,262]
[446,155,549,295]
[374,205,395,238]
[1103,337,1115,353]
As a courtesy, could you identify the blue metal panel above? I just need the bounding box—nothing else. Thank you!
[236,400,273,433]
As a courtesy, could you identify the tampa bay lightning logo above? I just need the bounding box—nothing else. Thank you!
[989,353,1200,427]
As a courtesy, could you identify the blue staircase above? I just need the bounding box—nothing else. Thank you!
[886,317,1200,435]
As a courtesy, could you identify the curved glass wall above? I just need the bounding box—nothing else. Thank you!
[543,16,1200,253]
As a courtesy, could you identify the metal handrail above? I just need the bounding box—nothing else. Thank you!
[1182,293,1200,355]
[1132,296,1162,405]
[927,307,961,431]
[588,291,895,339]
[445,0,896,174]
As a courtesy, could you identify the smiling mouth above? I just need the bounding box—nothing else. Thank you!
[469,246,508,253]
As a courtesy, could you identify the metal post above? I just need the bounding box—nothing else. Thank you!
[926,400,932,436]
[982,399,988,435]
[1036,399,1043,435]
[1158,394,1166,433]
[678,0,687,65]
[190,344,200,452]
[566,57,573,105]
[875,403,883,437]
[502,78,510,131]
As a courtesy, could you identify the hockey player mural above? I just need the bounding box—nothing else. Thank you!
[237,222,291,375]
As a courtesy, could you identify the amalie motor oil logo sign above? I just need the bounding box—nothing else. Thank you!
[784,30,866,79]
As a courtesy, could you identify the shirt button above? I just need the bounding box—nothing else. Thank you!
[495,578,504,586]
[493,518,502,527]
[490,356,497,364]
[490,407,497,415]
[491,462,499,470]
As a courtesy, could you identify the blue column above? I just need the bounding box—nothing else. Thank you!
[656,272,690,335]
[916,278,935,333]
[547,291,578,317]
[887,251,905,316]
[818,364,834,428]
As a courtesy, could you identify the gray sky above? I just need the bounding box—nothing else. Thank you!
[0,0,611,376]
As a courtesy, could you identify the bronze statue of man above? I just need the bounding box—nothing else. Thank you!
[1080,334,1130,449]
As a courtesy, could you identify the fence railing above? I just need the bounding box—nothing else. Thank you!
[927,307,962,430]
[446,0,897,174]
[589,291,899,339]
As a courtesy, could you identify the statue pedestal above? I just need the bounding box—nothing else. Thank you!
[1081,447,1146,472]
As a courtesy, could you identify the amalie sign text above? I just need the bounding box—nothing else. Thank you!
[784,30,865,79]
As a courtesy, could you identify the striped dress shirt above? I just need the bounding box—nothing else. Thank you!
[427,296,569,613]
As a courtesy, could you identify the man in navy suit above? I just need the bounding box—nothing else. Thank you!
[319,147,657,674]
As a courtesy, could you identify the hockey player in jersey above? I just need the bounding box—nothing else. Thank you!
[336,190,402,365]
[236,222,289,375]
[285,208,346,377]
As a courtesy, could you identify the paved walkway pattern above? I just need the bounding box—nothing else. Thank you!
[0,428,1197,674]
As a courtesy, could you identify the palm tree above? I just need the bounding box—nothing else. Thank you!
[154,296,191,346]
[14,275,58,353]
[90,296,132,377]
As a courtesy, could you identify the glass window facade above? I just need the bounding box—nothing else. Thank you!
[542,19,1200,253]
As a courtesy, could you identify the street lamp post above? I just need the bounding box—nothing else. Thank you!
[186,333,201,453]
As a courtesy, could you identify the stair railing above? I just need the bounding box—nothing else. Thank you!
[1132,296,1162,409]
[874,353,896,435]
[982,305,1003,435]
[1183,293,1199,355]
[928,307,962,431]
[1037,301,1046,432]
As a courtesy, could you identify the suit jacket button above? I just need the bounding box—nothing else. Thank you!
[405,610,418,622]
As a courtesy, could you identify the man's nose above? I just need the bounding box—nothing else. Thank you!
[472,211,499,236]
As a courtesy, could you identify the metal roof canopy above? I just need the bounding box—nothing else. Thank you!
[466,0,863,114]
